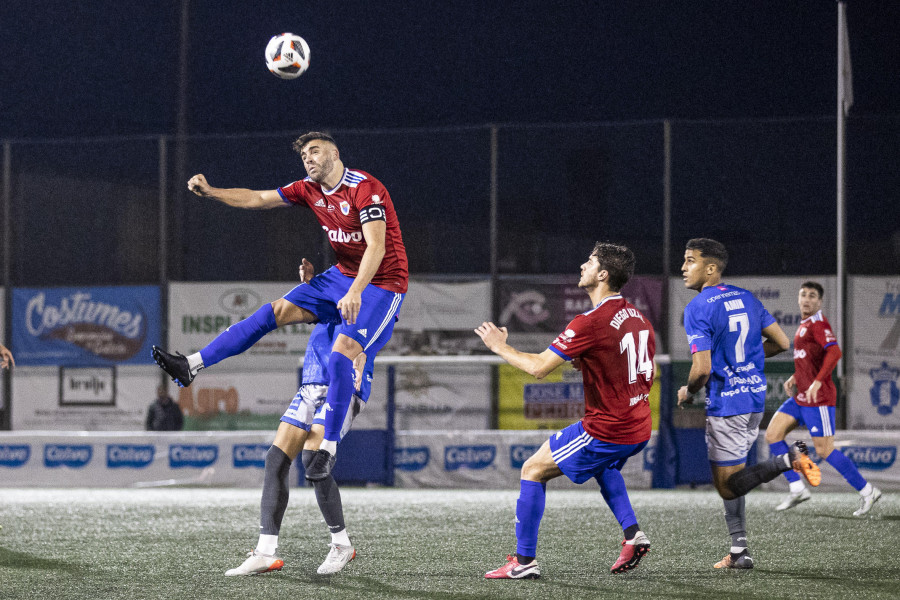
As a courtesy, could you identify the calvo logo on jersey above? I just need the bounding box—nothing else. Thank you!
[169,444,218,468]
[444,445,496,471]
[843,446,896,470]
[233,444,268,468]
[510,444,539,469]
[394,447,430,471]
[322,225,363,243]
[106,444,155,469]
[0,445,31,467]
[44,444,92,468]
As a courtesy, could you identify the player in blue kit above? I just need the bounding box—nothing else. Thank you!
[676,238,820,570]
[225,259,388,577]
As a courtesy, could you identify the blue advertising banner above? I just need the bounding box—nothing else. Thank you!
[12,286,160,366]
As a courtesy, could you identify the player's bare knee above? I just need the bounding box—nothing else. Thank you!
[812,437,833,459]
[763,428,782,445]
[333,334,363,359]
[271,298,316,327]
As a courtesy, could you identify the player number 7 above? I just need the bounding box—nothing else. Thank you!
[620,329,653,384]
[728,312,750,363]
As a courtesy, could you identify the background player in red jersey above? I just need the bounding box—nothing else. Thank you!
[476,242,655,579]
[765,281,882,515]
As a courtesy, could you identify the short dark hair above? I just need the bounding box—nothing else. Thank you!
[800,280,824,298]
[592,242,635,292]
[686,238,728,272]
[292,131,337,154]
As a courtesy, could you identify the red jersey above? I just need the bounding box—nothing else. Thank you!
[549,295,655,445]
[278,169,409,294]
[793,310,839,407]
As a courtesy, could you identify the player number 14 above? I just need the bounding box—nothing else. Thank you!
[619,329,653,383]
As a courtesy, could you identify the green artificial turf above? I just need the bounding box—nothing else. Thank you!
[0,488,896,600]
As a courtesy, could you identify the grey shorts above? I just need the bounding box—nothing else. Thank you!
[705,412,763,466]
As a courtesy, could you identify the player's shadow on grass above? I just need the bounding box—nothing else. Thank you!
[807,511,898,521]
[0,547,82,574]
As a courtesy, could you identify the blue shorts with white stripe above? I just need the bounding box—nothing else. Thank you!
[282,265,403,353]
[776,397,836,438]
[548,420,647,485]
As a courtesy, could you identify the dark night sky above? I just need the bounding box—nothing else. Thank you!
[1,1,898,139]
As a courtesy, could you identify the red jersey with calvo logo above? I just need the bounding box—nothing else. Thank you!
[549,295,655,445]
[278,168,408,293]
[792,310,838,407]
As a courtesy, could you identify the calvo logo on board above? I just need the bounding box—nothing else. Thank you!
[44,444,93,468]
[0,445,31,467]
[843,446,896,471]
[510,444,539,469]
[233,444,268,468]
[169,445,218,468]
[394,447,430,471]
[106,445,155,469]
[444,445,496,471]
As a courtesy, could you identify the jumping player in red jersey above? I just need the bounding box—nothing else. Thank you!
[149,132,408,573]
[476,243,654,579]
[765,281,882,516]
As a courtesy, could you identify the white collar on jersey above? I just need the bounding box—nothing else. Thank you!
[585,294,623,314]
[321,168,367,196]
[800,310,824,324]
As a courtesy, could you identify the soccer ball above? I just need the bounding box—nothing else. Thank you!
[265,33,310,80]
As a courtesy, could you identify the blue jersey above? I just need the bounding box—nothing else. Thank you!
[683,283,776,416]
[301,322,378,402]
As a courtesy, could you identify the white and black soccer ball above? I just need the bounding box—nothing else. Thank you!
[265,33,310,80]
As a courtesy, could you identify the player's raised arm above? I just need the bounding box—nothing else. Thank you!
[475,321,565,379]
[187,174,285,210]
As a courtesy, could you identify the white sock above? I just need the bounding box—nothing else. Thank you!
[187,352,204,375]
[730,546,748,554]
[789,480,806,494]
[860,482,873,497]
[256,534,278,556]
[331,529,351,547]
[320,439,337,456]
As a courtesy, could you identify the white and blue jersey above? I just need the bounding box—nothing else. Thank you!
[684,283,776,416]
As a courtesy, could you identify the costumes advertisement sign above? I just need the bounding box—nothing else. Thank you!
[11,286,160,366]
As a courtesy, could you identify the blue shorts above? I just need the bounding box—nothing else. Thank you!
[280,312,394,436]
[776,397,835,437]
[282,266,403,353]
[548,421,647,485]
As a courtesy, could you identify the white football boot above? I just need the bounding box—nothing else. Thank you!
[224,550,284,576]
[853,486,882,517]
[317,543,356,574]
[775,487,811,511]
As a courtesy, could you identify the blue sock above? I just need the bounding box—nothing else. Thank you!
[826,449,867,491]
[515,480,546,559]
[769,441,800,483]
[596,468,638,532]
[323,352,355,442]
[199,304,277,368]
